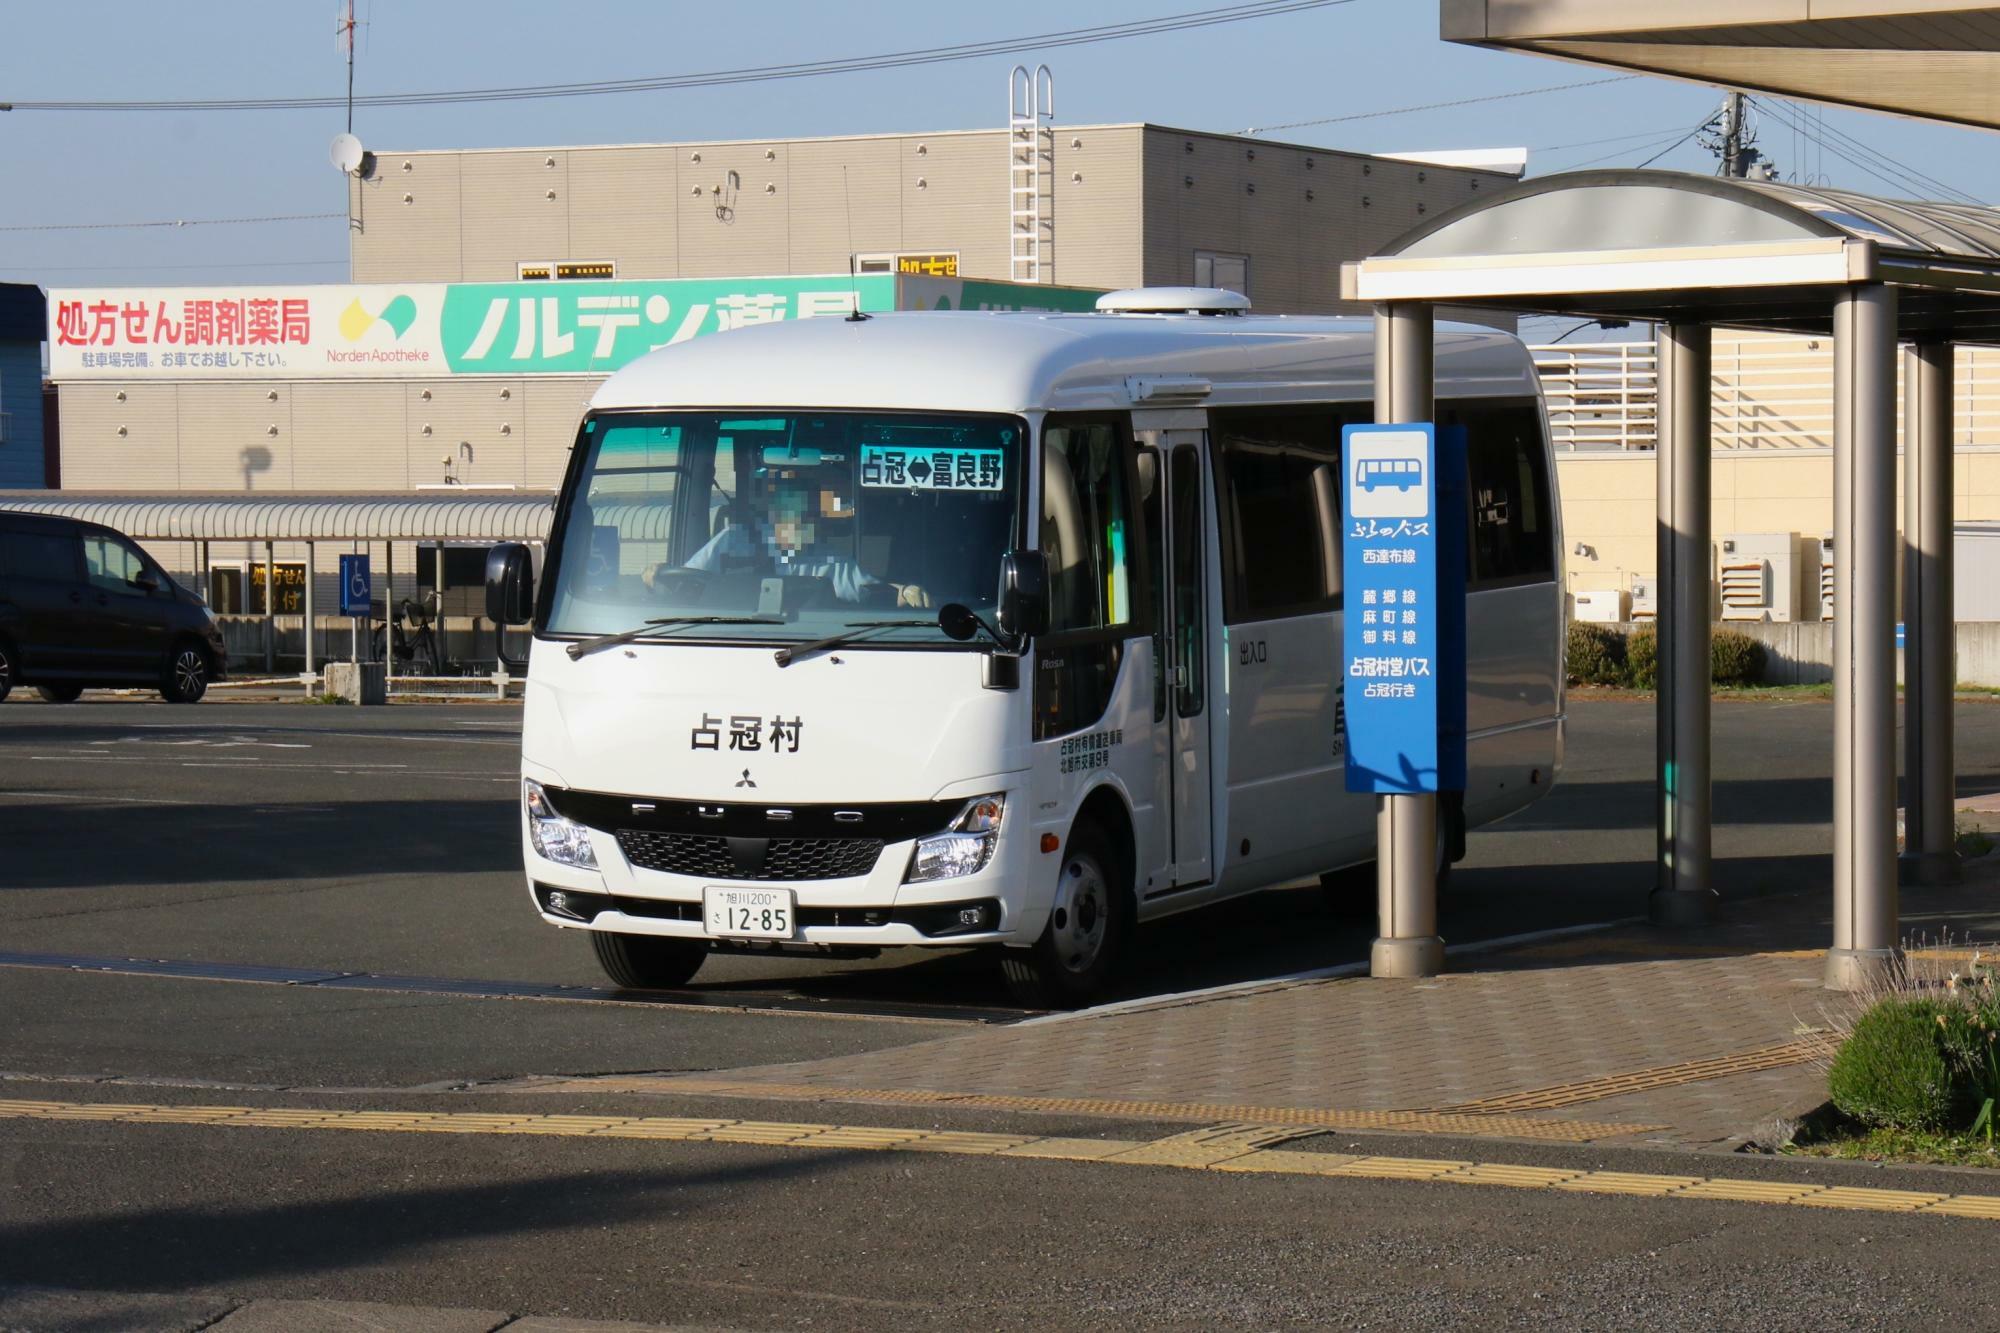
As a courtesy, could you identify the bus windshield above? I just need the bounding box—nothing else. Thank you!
[544,410,1027,643]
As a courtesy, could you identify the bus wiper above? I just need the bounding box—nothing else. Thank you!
[566,616,782,661]
[773,619,933,668]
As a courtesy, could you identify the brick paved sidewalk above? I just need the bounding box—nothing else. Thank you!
[593,861,2000,1152]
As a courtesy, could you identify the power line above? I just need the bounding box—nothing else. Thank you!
[4,1,1358,112]
[1753,97,1980,204]
[1553,117,1712,172]
[1241,74,1634,136]
[0,212,343,234]
[1632,118,1715,171]
[1531,125,1690,154]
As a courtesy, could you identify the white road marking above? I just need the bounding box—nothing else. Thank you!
[0,789,197,806]
[91,735,311,750]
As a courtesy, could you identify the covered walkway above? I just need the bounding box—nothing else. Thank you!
[1344,169,1999,988]
[0,491,553,673]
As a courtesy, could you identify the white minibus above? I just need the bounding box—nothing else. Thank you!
[487,288,1564,1007]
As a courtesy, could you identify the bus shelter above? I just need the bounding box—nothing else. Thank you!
[0,491,554,673]
[1342,169,2000,989]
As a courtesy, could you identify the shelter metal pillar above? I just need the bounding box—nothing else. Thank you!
[1369,301,1445,980]
[384,541,394,669]
[1651,323,1717,925]
[303,541,316,678]
[1827,284,1902,990]
[263,539,276,673]
[1901,340,1960,887]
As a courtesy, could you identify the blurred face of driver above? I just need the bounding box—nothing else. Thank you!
[770,482,813,554]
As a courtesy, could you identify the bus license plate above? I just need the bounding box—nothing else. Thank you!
[703,887,795,940]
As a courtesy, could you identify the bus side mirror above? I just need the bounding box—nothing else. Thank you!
[485,543,535,626]
[997,549,1049,642]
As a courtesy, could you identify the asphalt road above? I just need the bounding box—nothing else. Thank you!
[5,695,2000,1086]
[4,694,2000,1329]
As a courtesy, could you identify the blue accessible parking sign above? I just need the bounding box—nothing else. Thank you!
[1341,423,1466,795]
[339,553,372,617]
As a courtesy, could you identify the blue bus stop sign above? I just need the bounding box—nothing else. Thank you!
[339,553,372,617]
[1341,422,1467,794]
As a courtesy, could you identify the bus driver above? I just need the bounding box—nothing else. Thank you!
[643,478,931,608]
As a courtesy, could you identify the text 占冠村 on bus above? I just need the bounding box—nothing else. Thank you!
[486,288,1564,1008]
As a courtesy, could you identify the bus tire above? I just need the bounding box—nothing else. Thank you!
[1001,821,1129,1009]
[590,930,707,990]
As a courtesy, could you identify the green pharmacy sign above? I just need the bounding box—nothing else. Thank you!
[439,276,899,375]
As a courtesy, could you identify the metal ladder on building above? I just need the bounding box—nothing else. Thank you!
[1008,64,1054,285]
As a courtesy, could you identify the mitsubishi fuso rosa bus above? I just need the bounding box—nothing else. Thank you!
[487,288,1564,1007]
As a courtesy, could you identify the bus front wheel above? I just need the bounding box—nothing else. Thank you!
[590,930,707,990]
[1001,822,1130,1010]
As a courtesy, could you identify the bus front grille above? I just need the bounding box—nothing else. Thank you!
[615,829,885,882]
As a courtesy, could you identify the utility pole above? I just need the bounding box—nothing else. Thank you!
[1721,92,1746,178]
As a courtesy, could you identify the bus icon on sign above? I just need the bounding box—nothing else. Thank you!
[1358,458,1422,492]
[1347,432,1430,519]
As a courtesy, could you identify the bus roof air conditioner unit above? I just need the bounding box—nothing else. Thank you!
[1096,287,1252,316]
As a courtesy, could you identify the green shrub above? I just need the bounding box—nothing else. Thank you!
[1828,997,1963,1132]
[1625,626,1658,690]
[1565,622,1626,686]
[1711,630,1765,686]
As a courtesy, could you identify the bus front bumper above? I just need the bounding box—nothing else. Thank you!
[521,791,1046,950]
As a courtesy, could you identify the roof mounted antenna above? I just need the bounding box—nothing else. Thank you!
[843,166,870,322]
[335,0,362,133]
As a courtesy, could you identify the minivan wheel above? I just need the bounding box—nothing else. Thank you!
[35,683,83,704]
[1000,821,1131,1010]
[589,931,708,989]
[160,642,209,704]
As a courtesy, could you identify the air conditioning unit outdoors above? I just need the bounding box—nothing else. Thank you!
[1719,532,1801,622]
[1573,589,1629,623]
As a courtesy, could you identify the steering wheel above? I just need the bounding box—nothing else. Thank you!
[648,568,710,603]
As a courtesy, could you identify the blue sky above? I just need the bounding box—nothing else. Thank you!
[2,0,1996,298]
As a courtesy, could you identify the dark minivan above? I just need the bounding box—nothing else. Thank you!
[0,512,227,704]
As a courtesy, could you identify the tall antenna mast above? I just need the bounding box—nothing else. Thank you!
[336,0,360,132]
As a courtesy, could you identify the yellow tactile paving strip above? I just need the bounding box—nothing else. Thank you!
[1434,1040,1825,1114]
[560,1077,1664,1142]
[3,1096,1996,1222]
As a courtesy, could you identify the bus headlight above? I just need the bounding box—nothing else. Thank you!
[905,794,1005,883]
[524,779,599,869]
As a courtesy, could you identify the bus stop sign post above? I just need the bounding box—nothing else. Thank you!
[1342,420,1467,976]
[340,554,371,664]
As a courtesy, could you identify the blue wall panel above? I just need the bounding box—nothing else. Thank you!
[0,341,44,488]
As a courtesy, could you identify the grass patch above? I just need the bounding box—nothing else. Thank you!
[1789,1123,2000,1169]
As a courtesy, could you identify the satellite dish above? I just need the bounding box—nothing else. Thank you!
[330,132,371,177]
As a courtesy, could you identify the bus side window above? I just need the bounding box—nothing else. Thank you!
[1210,406,1365,624]
[1135,445,1167,724]
[1041,419,1136,633]
[1440,398,1557,589]
[1037,415,1146,741]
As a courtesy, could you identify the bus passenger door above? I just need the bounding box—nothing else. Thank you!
[1162,434,1213,887]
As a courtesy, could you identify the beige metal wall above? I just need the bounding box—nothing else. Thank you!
[1555,446,2000,600]
[56,378,602,492]
[352,127,1094,287]
[1139,129,1501,313]
[349,124,1510,311]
